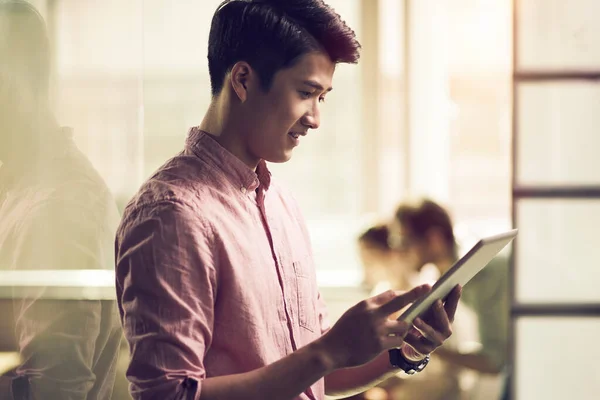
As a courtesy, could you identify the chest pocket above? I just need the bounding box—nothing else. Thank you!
[292,257,317,332]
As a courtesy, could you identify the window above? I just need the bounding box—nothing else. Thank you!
[48,0,512,287]
[512,0,600,398]
[408,0,512,238]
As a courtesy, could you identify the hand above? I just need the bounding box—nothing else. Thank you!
[402,285,462,360]
[317,285,431,370]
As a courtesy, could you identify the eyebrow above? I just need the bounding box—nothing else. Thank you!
[303,80,333,93]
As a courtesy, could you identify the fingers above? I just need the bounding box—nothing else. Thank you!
[381,335,408,349]
[381,320,431,351]
[381,320,411,349]
[382,319,412,337]
[357,285,455,358]
[419,286,461,333]
[444,285,462,322]
[403,293,457,355]
[376,285,431,316]
[413,318,446,347]
[381,318,445,355]
[427,299,452,335]
[403,328,423,348]
[403,320,443,355]
[403,329,433,355]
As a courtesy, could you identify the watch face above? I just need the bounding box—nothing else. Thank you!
[389,349,430,374]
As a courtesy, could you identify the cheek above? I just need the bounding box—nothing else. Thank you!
[417,246,431,262]
[269,93,307,125]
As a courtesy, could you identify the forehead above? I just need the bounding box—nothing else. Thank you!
[277,51,335,87]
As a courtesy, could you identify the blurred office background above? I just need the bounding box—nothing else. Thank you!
[0,0,599,399]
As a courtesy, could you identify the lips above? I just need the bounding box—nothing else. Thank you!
[288,131,307,139]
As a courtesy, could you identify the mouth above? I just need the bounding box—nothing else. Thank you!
[288,132,304,148]
[288,131,305,139]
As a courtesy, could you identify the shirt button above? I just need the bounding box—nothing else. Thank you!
[241,187,247,194]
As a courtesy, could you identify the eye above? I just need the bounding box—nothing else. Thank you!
[319,96,326,103]
[298,91,312,99]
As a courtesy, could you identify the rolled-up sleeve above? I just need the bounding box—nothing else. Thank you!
[115,200,217,400]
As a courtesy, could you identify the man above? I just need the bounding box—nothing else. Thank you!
[0,1,123,399]
[390,199,510,393]
[115,1,461,399]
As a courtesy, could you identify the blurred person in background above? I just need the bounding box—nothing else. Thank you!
[356,223,462,400]
[389,199,510,399]
[357,223,403,294]
[0,1,123,398]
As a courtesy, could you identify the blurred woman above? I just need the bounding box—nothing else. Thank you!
[356,221,462,400]
[390,198,510,400]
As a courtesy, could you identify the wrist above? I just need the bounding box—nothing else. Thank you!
[309,337,339,374]
[389,346,431,375]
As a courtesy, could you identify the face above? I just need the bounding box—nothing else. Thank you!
[238,51,335,165]
[358,242,396,289]
[389,220,433,273]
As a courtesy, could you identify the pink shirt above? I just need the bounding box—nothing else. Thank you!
[115,127,330,400]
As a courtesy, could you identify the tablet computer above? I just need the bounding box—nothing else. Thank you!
[397,228,518,324]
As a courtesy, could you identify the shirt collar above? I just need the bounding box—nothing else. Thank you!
[185,127,271,193]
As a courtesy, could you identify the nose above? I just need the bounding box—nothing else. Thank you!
[301,102,321,130]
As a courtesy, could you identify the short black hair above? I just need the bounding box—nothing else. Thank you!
[207,0,361,96]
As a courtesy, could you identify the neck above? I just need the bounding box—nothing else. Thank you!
[199,97,225,136]
[199,96,260,171]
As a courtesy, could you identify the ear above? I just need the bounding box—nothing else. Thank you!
[229,61,252,103]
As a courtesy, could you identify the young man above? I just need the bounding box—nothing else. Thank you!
[390,200,509,386]
[115,1,461,399]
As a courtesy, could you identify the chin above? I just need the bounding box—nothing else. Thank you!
[264,151,293,164]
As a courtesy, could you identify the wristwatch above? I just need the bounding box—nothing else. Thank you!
[388,348,430,375]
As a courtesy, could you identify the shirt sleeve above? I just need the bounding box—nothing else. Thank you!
[465,258,509,372]
[115,200,218,400]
